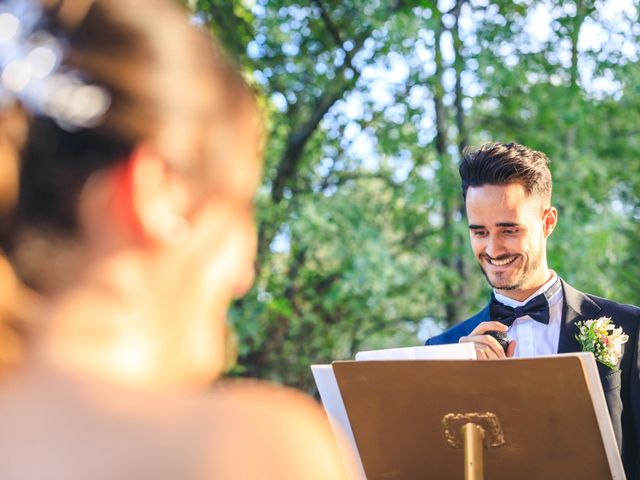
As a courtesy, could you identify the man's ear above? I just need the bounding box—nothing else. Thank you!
[542,206,558,238]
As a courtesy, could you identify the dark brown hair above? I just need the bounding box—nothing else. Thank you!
[0,0,261,368]
[1,0,260,273]
[459,142,552,202]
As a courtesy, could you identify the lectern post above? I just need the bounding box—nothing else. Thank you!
[441,411,503,480]
[462,422,484,480]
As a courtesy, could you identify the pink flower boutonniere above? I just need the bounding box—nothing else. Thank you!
[575,317,629,370]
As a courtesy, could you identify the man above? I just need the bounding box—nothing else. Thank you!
[426,142,639,478]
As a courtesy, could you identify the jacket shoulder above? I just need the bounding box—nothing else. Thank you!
[564,279,640,336]
[562,279,639,317]
[587,294,640,317]
[584,294,640,335]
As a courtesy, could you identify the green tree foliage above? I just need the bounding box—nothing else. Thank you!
[194,0,640,391]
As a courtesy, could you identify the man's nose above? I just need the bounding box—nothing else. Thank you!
[485,235,504,258]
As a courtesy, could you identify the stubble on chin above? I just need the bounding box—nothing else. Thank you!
[480,267,521,291]
[479,253,542,292]
[478,254,525,291]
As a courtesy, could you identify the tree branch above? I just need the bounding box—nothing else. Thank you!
[312,0,357,72]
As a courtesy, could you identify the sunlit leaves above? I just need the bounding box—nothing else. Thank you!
[199,0,640,390]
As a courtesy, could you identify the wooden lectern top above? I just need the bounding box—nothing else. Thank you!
[332,355,623,480]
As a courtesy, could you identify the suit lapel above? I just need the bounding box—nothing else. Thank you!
[557,280,601,353]
[458,305,490,339]
[478,304,491,323]
[470,304,491,335]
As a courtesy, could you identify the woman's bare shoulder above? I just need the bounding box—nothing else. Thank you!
[198,378,357,479]
[204,378,336,442]
[208,378,323,414]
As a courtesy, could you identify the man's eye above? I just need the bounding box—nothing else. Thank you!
[472,230,487,237]
[504,229,518,235]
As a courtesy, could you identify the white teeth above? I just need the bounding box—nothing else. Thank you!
[488,256,516,266]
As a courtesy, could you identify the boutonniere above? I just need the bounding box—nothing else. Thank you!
[575,317,629,370]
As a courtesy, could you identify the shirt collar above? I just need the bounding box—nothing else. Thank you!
[494,271,561,308]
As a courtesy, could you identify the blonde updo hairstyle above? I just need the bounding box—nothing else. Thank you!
[0,0,261,371]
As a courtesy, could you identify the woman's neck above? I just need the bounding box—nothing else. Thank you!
[29,255,206,393]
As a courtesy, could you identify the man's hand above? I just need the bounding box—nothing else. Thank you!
[459,321,516,359]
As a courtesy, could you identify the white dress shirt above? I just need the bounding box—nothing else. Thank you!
[493,272,563,357]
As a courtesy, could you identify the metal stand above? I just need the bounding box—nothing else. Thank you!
[441,411,505,480]
[462,422,484,480]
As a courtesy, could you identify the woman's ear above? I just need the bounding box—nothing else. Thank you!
[127,144,192,245]
[79,144,192,246]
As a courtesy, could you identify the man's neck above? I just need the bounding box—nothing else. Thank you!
[495,269,555,303]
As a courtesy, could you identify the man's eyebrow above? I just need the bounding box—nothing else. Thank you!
[496,222,522,228]
[468,222,522,229]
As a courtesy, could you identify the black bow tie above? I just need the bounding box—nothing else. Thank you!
[489,279,561,327]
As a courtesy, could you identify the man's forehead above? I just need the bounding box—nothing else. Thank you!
[466,182,527,201]
[465,183,543,221]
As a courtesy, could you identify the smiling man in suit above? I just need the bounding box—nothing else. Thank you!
[426,142,639,478]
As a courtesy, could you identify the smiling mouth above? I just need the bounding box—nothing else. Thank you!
[485,255,518,267]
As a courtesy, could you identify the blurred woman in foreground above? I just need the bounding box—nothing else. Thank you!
[0,0,355,478]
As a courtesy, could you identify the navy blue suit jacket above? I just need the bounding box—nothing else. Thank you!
[427,279,640,479]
